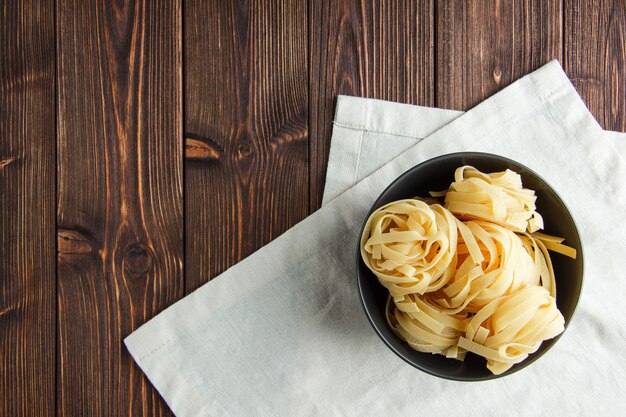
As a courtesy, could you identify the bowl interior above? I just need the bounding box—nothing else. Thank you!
[356,152,583,381]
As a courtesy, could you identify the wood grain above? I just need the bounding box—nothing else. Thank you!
[56,0,182,415]
[0,1,56,416]
[436,0,562,110]
[309,0,434,211]
[184,0,309,292]
[565,0,625,132]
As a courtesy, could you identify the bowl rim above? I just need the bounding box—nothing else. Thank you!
[355,151,584,381]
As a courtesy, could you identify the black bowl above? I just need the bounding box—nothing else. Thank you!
[356,152,583,381]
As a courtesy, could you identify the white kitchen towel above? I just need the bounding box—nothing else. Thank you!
[324,96,626,203]
[125,61,626,417]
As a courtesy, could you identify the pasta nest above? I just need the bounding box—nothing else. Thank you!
[360,199,458,298]
[435,166,544,233]
[458,286,565,374]
[424,220,551,314]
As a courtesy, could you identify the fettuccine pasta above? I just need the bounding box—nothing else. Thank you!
[426,220,541,314]
[458,286,564,374]
[360,200,458,298]
[361,166,576,375]
[431,166,544,233]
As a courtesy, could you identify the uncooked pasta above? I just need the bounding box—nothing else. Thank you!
[361,166,576,375]
[431,165,544,233]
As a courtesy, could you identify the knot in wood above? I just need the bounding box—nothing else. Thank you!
[58,229,94,255]
[0,156,16,169]
[122,243,154,279]
[236,143,253,158]
[185,138,222,161]
[493,67,502,84]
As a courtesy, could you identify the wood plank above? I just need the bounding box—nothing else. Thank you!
[0,1,56,416]
[184,0,309,292]
[436,0,562,110]
[565,0,625,132]
[56,1,182,415]
[309,0,435,211]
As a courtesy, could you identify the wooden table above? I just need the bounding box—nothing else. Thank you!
[1,1,623,415]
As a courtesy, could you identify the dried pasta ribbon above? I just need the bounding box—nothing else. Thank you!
[386,295,468,356]
[435,166,544,233]
[360,200,458,297]
[426,220,541,314]
[460,286,565,374]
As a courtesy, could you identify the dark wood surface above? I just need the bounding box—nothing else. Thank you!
[1,1,56,416]
[56,1,183,416]
[436,1,562,109]
[1,0,624,415]
[184,0,309,292]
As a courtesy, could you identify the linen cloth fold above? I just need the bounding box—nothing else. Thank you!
[125,61,626,417]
